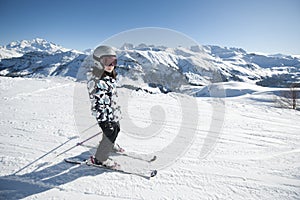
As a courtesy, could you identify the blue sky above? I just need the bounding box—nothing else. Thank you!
[0,0,299,54]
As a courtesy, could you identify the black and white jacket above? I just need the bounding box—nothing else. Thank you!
[87,67,121,123]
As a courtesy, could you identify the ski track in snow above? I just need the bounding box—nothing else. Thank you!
[0,77,300,200]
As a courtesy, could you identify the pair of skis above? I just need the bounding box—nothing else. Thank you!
[64,152,158,179]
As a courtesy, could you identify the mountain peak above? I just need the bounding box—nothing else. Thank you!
[33,37,47,43]
[120,43,134,50]
[4,38,70,55]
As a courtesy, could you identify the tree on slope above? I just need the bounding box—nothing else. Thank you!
[277,83,300,110]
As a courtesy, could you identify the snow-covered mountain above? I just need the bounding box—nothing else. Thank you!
[0,38,299,89]
[0,38,71,59]
[0,38,86,78]
[0,50,86,78]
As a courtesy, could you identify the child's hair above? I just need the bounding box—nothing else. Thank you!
[100,69,117,79]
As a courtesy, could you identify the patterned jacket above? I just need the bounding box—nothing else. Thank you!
[87,67,121,123]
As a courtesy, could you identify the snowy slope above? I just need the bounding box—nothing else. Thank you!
[0,77,299,199]
[0,38,299,199]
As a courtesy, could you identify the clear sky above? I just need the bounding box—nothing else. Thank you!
[0,0,299,55]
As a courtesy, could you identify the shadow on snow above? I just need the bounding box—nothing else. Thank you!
[0,151,111,199]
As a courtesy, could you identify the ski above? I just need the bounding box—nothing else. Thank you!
[111,151,157,163]
[64,158,157,179]
[82,144,157,163]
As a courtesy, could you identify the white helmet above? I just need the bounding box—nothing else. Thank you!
[93,45,116,68]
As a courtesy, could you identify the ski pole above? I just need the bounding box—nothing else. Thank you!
[56,132,101,157]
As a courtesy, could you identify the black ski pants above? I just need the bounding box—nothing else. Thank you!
[95,121,120,162]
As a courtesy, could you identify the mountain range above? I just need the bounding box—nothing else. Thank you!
[0,38,299,91]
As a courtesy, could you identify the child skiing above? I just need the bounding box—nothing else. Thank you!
[65,45,157,178]
[87,45,122,168]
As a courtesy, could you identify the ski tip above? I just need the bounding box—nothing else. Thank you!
[150,170,157,177]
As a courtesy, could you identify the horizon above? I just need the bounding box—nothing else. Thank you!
[1,0,299,55]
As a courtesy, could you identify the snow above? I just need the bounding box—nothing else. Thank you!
[0,38,300,199]
[2,38,70,56]
[1,39,300,89]
[0,76,299,199]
